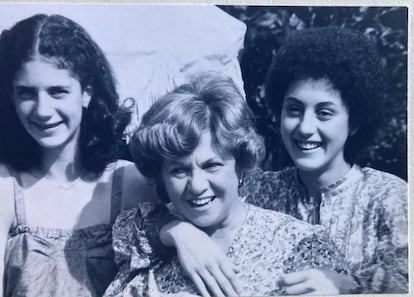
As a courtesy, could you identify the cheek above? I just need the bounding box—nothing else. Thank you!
[163,178,186,202]
[326,118,351,142]
[14,101,34,120]
[62,104,84,127]
[280,118,294,142]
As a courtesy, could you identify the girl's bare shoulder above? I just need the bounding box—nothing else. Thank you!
[114,160,158,210]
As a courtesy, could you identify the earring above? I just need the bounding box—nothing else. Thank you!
[238,176,244,188]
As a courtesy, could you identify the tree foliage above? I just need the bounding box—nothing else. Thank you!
[220,6,408,180]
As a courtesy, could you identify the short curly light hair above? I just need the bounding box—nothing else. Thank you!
[265,26,385,162]
[130,74,265,202]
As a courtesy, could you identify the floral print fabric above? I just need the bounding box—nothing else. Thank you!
[240,165,408,293]
[104,203,349,297]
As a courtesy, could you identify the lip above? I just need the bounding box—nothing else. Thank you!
[30,121,63,133]
[294,140,323,152]
[186,196,216,210]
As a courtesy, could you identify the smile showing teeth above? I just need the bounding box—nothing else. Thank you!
[188,197,215,207]
[295,141,321,150]
[32,121,62,130]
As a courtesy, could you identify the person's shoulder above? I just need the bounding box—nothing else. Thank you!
[359,167,407,199]
[248,166,295,181]
[361,166,406,185]
[112,160,158,209]
[0,163,14,195]
[355,167,407,218]
[248,204,325,237]
[116,202,162,225]
[0,163,15,229]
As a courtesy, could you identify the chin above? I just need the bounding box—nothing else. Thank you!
[294,159,324,173]
[189,216,218,229]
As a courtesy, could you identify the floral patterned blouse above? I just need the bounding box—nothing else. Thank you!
[240,165,408,293]
[104,203,349,297]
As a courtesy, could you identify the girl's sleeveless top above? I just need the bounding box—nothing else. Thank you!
[4,167,124,297]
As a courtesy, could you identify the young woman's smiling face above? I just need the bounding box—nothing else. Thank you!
[280,78,352,176]
[12,57,91,151]
[161,132,240,230]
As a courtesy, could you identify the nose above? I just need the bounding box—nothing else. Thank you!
[297,111,317,136]
[187,169,208,195]
[35,92,54,118]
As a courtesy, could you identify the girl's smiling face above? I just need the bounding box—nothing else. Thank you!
[280,78,352,176]
[12,57,91,151]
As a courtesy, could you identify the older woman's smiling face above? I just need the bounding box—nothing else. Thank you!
[161,132,240,229]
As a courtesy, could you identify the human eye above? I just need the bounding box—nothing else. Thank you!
[169,166,188,178]
[284,104,302,117]
[14,87,36,101]
[316,108,335,120]
[203,161,223,172]
[49,87,69,99]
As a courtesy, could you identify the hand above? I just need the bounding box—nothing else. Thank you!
[278,269,348,295]
[160,220,243,297]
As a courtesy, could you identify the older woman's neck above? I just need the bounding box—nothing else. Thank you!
[206,199,247,252]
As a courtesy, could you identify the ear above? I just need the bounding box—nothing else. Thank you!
[82,86,92,108]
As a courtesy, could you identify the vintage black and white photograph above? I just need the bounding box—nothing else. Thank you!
[0,2,409,297]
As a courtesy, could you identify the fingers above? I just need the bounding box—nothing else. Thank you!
[219,263,243,295]
[283,282,314,295]
[278,270,309,286]
[198,268,226,297]
[208,265,239,297]
[188,272,211,297]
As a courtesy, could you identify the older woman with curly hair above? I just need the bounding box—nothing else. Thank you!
[154,27,407,295]
[103,75,351,297]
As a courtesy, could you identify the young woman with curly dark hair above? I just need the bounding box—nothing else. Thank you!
[151,27,407,295]
[0,14,156,296]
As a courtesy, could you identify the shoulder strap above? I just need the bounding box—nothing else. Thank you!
[6,166,27,226]
[110,164,124,223]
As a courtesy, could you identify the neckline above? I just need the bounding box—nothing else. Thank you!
[10,161,123,230]
[294,164,362,195]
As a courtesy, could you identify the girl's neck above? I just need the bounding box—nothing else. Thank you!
[298,160,352,196]
[38,139,81,181]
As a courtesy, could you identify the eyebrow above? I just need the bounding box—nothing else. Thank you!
[284,97,339,107]
[166,157,222,167]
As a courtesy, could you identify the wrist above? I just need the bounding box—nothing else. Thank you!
[160,220,189,247]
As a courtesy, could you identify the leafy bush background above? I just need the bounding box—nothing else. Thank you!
[220,6,408,180]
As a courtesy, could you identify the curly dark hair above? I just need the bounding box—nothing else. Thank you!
[129,74,265,202]
[0,14,130,176]
[265,26,385,163]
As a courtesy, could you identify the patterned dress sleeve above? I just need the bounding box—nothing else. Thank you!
[354,174,408,293]
[241,169,286,211]
[104,203,174,296]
